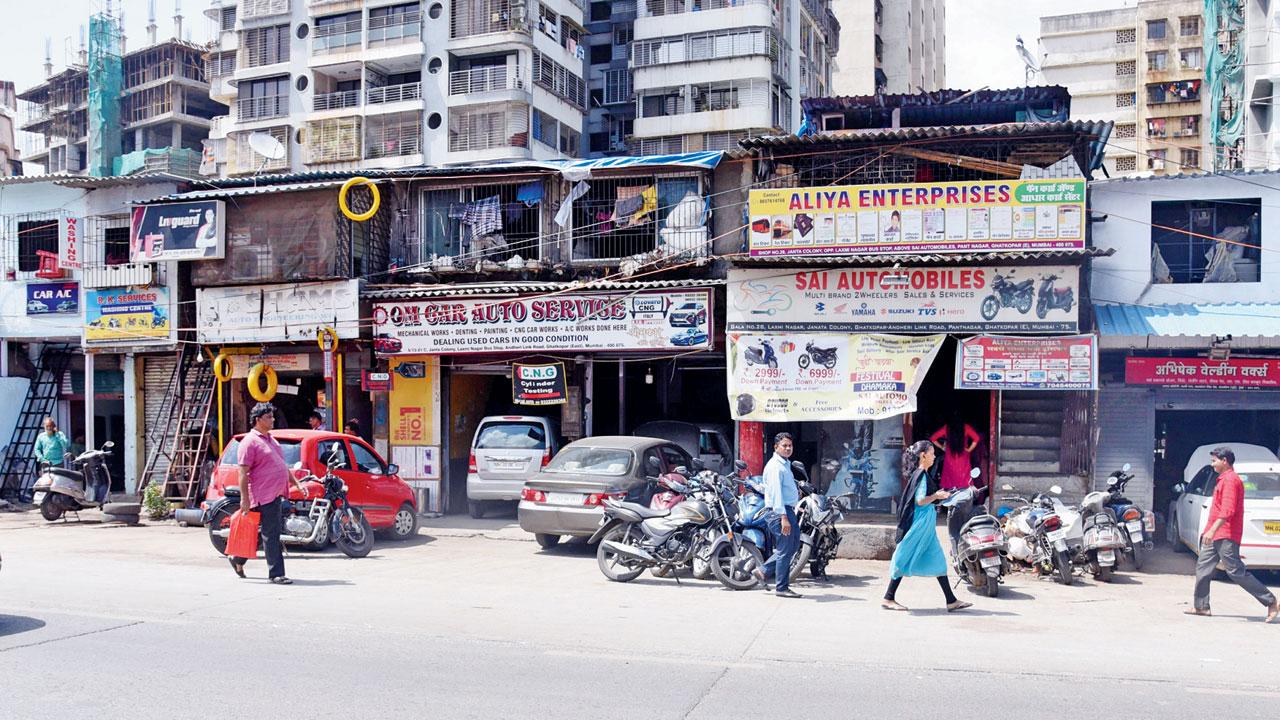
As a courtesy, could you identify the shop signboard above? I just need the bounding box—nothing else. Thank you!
[728,266,1079,333]
[84,286,171,344]
[58,217,82,270]
[955,335,1097,391]
[227,353,311,378]
[196,280,360,343]
[362,371,392,392]
[727,333,944,421]
[747,179,1086,257]
[1124,357,1280,389]
[129,200,226,262]
[512,362,568,405]
[25,282,78,315]
[371,289,715,354]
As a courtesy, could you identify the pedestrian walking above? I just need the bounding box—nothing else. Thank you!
[882,440,972,612]
[753,432,803,598]
[34,417,70,470]
[1185,446,1280,622]
[230,402,307,584]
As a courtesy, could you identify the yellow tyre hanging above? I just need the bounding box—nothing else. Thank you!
[247,363,278,402]
[339,177,380,222]
[212,353,233,383]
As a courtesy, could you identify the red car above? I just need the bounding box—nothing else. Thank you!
[206,430,419,541]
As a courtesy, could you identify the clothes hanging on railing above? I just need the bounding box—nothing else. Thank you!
[462,195,502,237]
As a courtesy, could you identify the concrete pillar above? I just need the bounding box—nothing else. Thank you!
[171,120,182,150]
[583,358,593,437]
[123,353,138,494]
[84,352,95,451]
[1,339,8,376]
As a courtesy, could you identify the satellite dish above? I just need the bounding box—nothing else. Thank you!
[248,132,285,161]
[1016,35,1041,84]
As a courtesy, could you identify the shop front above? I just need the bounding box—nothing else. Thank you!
[368,281,724,514]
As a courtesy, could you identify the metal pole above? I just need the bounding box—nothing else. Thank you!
[583,358,594,437]
[617,361,626,435]
[84,352,95,451]
[123,353,138,494]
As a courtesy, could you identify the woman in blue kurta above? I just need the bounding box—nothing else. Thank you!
[882,440,972,612]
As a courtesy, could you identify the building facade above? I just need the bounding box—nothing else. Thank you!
[201,0,589,176]
[830,0,943,97]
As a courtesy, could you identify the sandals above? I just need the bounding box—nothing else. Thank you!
[881,600,909,611]
[946,601,973,613]
[1184,608,1212,617]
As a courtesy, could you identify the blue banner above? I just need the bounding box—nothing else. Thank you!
[26,282,79,315]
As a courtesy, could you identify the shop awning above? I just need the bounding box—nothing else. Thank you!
[363,278,725,299]
[150,180,350,201]
[731,248,1112,267]
[1094,302,1280,349]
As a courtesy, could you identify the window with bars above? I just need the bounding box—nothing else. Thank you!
[1180,148,1200,169]
[207,52,236,79]
[631,27,774,67]
[1147,51,1167,72]
[306,117,362,163]
[241,0,289,19]
[1116,28,1136,44]
[1115,60,1135,77]
[18,219,58,273]
[1180,16,1199,36]
[241,24,290,67]
[228,125,290,175]
[1116,92,1136,107]
[104,226,131,266]
[1147,148,1167,168]
[532,51,587,110]
[1115,123,1136,138]
[1180,47,1202,70]
[603,69,632,105]
[220,6,237,31]
[237,75,289,120]
[449,103,530,152]
[1146,19,1167,39]
[366,112,422,159]
[1115,155,1137,172]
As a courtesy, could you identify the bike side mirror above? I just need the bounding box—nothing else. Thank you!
[969,467,981,478]
[1121,463,1132,472]
[734,459,748,472]
[1000,484,1014,491]
[102,441,115,449]
[1049,485,1062,495]
[674,465,689,476]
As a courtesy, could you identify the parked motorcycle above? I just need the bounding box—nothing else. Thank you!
[797,341,838,370]
[1001,484,1075,585]
[830,443,878,510]
[979,272,1034,320]
[1078,490,1128,582]
[743,339,778,369]
[1036,274,1075,319]
[206,452,375,559]
[32,442,137,522]
[791,462,852,581]
[1105,463,1154,570]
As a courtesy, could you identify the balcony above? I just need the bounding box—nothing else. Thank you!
[227,126,290,174]
[366,112,422,159]
[367,81,422,105]
[306,116,362,163]
[448,102,530,153]
[638,0,772,18]
[369,10,422,46]
[314,18,363,54]
[237,94,289,121]
[451,0,529,39]
[314,89,362,111]
[449,66,523,95]
[241,0,290,19]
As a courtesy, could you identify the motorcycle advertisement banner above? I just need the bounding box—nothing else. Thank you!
[747,179,1085,257]
[954,334,1097,390]
[83,286,172,344]
[727,266,1079,333]
[815,419,904,513]
[727,333,944,421]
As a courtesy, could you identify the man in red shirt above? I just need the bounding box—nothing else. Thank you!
[1186,447,1280,621]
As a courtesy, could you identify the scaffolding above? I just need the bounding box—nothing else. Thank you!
[87,14,123,177]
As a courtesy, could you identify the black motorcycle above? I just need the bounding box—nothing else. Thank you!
[1036,274,1075,319]
[797,341,838,370]
[979,272,1034,320]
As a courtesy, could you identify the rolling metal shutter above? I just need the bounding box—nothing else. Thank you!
[1093,385,1156,508]
[142,354,178,484]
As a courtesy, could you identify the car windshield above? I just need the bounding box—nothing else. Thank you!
[1237,471,1280,500]
[219,437,302,466]
[544,447,632,476]
[476,422,546,450]
[679,303,698,310]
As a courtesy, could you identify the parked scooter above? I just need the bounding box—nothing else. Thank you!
[830,443,878,510]
[31,442,136,523]
[743,339,778,369]
[1105,463,1154,570]
[1078,490,1128,582]
[1036,274,1075,319]
[979,272,1034,320]
[732,463,814,584]
[1001,484,1075,585]
[796,341,838,370]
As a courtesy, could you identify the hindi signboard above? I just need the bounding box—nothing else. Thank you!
[1124,357,1280,389]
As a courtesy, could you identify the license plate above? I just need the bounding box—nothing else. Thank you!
[1098,550,1116,564]
[1047,529,1067,541]
[545,492,583,506]
[491,461,524,471]
[32,492,46,505]
[980,556,1001,569]
[1127,521,1143,534]
[1264,521,1280,535]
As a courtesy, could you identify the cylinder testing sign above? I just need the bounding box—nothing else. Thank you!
[748,179,1086,257]
[512,362,568,405]
[955,335,1097,391]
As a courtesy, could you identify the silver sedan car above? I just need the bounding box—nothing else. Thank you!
[517,436,692,549]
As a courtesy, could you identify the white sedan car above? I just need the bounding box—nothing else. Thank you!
[1167,442,1280,568]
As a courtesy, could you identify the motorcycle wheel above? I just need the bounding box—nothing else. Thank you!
[1054,550,1073,585]
[980,296,1000,321]
[1036,299,1048,320]
[767,358,778,370]
[207,503,236,555]
[692,556,712,580]
[335,507,374,558]
[789,541,812,584]
[711,540,765,591]
[797,354,811,369]
[1016,293,1032,314]
[1130,542,1146,571]
[985,570,1001,598]
[1095,563,1113,583]
[40,494,64,522]
[596,525,644,582]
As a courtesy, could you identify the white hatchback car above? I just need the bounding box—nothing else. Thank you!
[1167,442,1280,568]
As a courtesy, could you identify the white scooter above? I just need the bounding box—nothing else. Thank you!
[31,442,141,524]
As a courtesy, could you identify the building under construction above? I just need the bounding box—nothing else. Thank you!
[18,13,225,176]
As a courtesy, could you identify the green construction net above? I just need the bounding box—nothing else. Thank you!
[1205,0,1245,169]
[87,14,122,177]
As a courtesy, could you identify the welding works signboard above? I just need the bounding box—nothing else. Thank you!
[372,289,714,354]
[727,266,1079,334]
[130,200,226,262]
[748,179,1086,257]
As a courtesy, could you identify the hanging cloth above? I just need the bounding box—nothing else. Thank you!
[516,181,543,207]
[555,181,591,227]
[462,196,502,237]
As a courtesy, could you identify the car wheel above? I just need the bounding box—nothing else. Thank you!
[535,533,561,549]
[467,500,486,519]
[384,503,419,540]
[1167,510,1191,553]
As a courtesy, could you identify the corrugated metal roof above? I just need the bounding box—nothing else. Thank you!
[1095,302,1280,348]
[151,180,350,201]
[0,171,188,188]
[802,87,1072,113]
[1093,168,1280,185]
[363,278,725,300]
[739,120,1113,148]
[731,248,1113,266]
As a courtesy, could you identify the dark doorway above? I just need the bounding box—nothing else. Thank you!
[1153,409,1280,514]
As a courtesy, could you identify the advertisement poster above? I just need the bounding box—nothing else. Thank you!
[372,289,714,355]
[955,335,1097,390]
[84,286,171,343]
[728,266,1079,333]
[58,217,82,270]
[389,356,440,446]
[196,280,360,343]
[130,200,226,262]
[727,333,943,421]
[748,179,1086,257]
[25,282,78,315]
[512,362,568,405]
[1124,357,1280,389]
[815,418,904,513]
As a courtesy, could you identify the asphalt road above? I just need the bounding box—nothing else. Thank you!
[2,511,1278,719]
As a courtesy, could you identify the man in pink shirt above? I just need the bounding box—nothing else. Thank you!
[231,402,305,584]
[1186,446,1280,621]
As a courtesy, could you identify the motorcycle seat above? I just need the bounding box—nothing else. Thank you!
[961,514,999,533]
[46,467,82,481]
[615,500,669,519]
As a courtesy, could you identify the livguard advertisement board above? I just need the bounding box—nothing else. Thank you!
[130,200,226,262]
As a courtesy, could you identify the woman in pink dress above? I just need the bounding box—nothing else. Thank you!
[929,414,981,491]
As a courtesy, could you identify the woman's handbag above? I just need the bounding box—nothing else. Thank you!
[226,509,261,560]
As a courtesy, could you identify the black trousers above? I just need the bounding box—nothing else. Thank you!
[251,497,286,579]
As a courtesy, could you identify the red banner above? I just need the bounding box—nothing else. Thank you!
[955,334,1096,390]
[1125,357,1280,389]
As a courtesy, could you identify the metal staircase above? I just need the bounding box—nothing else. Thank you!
[0,343,75,501]
[138,345,217,506]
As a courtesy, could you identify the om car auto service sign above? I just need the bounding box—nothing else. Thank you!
[372,289,714,354]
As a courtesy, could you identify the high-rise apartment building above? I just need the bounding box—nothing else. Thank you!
[202,0,588,176]
[623,0,838,156]
[828,0,944,97]
[582,1,635,157]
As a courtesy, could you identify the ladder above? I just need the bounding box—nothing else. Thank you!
[0,343,75,501]
[139,344,217,506]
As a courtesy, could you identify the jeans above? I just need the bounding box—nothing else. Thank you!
[764,506,799,593]
[1193,538,1276,611]
[254,497,286,579]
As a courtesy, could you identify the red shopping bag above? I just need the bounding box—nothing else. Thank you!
[226,509,261,560]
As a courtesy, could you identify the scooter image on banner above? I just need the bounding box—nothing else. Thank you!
[1036,274,1075,319]
[743,339,778,369]
[797,341,838,370]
